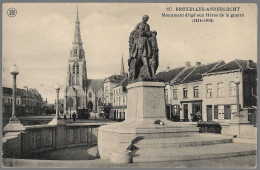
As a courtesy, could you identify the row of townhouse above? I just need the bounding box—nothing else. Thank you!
[2,87,44,116]
[157,59,257,123]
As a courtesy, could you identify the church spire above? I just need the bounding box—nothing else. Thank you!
[73,6,82,46]
[120,55,125,76]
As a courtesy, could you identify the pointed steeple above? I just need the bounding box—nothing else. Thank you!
[73,5,82,46]
[120,55,125,76]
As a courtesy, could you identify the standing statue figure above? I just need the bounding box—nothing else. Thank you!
[149,30,159,79]
[128,15,159,82]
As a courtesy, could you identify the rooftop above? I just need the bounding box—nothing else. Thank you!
[156,66,185,82]
[207,59,256,74]
[174,61,225,84]
[87,79,104,93]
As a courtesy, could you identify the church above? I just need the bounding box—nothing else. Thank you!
[64,9,104,116]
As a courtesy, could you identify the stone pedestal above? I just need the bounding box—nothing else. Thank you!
[48,116,66,125]
[4,118,25,133]
[230,110,249,137]
[98,81,199,161]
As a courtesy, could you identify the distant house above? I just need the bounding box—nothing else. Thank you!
[103,74,125,118]
[156,65,186,119]
[202,59,257,123]
[112,77,128,120]
[2,87,44,121]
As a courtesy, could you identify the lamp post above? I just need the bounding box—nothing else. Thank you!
[55,83,61,118]
[4,64,25,132]
[64,87,68,116]
[234,77,240,117]
[10,64,19,121]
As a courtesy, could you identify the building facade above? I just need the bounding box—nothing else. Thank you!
[202,59,257,123]
[112,78,128,120]
[169,61,225,121]
[3,87,44,118]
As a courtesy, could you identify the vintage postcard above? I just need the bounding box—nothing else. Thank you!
[1,3,257,168]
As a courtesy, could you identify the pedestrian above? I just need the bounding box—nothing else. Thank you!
[72,112,76,123]
[64,114,67,123]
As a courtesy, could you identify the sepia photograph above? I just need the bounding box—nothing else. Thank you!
[1,3,258,168]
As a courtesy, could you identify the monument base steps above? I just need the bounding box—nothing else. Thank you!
[132,133,256,163]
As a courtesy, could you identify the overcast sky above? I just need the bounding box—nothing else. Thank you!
[2,3,257,103]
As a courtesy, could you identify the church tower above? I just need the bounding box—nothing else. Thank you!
[65,7,87,114]
[66,7,87,89]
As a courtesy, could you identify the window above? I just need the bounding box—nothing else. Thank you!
[8,99,10,104]
[218,105,224,119]
[230,81,236,96]
[89,92,92,98]
[119,88,121,93]
[173,89,178,99]
[119,97,121,105]
[105,86,109,93]
[73,65,75,74]
[173,105,179,115]
[76,64,79,74]
[206,84,212,98]
[114,89,116,94]
[183,88,188,98]
[217,83,224,97]
[193,86,199,98]
[231,105,237,119]
[116,89,118,94]
[74,49,77,55]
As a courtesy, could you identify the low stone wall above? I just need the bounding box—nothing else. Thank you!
[197,121,257,139]
[3,123,102,158]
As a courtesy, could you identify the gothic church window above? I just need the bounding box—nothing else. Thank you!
[89,92,92,98]
[77,64,79,74]
[73,65,75,74]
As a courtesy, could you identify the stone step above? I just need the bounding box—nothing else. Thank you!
[135,135,233,148]
[133,143,256,163]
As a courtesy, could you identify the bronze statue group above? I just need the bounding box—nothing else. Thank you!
[128,15,159,82]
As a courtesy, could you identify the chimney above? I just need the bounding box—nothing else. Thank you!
[195,62,201,66]
[166,66,170,72]
[185,61,191,68]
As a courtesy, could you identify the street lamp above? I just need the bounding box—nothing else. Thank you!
[64,87,68,116]
[10,64,19,121]
[55,83,61,118]
[234,77,240,117]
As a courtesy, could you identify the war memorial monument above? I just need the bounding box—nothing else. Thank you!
[98,15,200,163]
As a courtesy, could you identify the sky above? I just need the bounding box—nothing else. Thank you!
[2,3,257,103]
